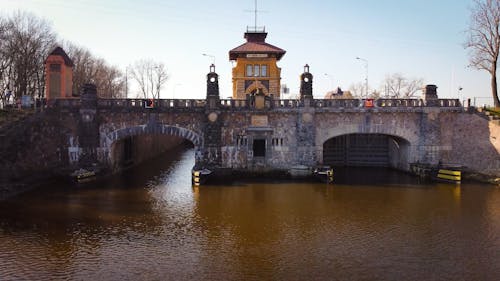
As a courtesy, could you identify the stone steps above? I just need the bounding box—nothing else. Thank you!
[475,108,500,122]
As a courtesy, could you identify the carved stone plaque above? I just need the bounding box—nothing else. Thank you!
[251,115,268,127]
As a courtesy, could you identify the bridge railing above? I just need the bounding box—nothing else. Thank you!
[314,99,360,108]
[273,99,303,108]
[436,99,461,107]
[220,99,248,108]
[48,97,462,110]
[314,98,462,108]
[219,99,304,109]
[157,99,206,108]
[47,98,81,108]
[376,99,423,107]
[96,99,206,108]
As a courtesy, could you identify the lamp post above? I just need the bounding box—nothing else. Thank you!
[324,73,333,92]
[125,66,129,98]
[173,83,182,99]
[202,53,216,65]
[458,86,463,106]
[356,57,368,97]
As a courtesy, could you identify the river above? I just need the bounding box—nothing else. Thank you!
[1,148,499,280]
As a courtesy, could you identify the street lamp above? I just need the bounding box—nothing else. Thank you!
[458,86,463,105]
[173,83,182,99]
[202,53,215,65]
[356,57,368,97]
[125,66,129,98]
[324,73,333,91]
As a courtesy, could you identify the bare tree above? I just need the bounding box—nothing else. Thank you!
[348,82,366,98]
[0,12,56,104]
[0,17,12,106]
[368,90,382,99]
[0,12,125,105]
[130,59,169,99]
[464,0,500,107]
[64,42,125,98]
[382,73,423,98]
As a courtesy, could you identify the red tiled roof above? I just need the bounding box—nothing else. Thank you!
[229,42,286,60]
[229,32,286,60]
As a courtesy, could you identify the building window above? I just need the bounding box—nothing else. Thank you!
[246,64,268,77]
[254,65,260,77]
[261,65,268,77]
[246,64,253,77]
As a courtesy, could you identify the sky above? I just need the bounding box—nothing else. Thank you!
[1,0,495,105]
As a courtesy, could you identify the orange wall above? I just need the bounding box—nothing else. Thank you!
[45,55,73,100]
[232,56,281,99]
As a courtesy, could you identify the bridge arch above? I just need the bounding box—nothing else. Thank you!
[102,124,203,171]
[315,114,421,170]
[321,133,411,169]
[105,124,202,147]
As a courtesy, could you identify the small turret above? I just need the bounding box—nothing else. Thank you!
[206,64,219,98]
[300,64,313,99]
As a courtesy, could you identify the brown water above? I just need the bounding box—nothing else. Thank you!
[1,148,499,281]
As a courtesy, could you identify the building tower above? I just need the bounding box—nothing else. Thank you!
[229,28,286,99]
[44,46,74,100]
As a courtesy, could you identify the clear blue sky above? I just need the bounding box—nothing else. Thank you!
[1,0,494,104]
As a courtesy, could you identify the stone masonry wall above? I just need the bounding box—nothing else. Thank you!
[441,112,500,176]
[97,110,205,169]
[110,134,185,172]
[0,108,79,184]
[3,100,499,197]
[219,111,301,170]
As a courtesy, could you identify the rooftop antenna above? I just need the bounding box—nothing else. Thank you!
[253,0,257,29]
[245,0,266,32]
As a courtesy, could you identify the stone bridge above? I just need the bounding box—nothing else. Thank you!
[1,69,499,184]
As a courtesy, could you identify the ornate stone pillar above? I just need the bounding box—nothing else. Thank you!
[297,64,316,166]
[78,83,99,166]
[200,64,222,169]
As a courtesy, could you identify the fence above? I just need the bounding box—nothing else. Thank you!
[469,96,494,107]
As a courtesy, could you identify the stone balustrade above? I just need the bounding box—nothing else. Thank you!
[96,99,206,108]
[47,97,462,111]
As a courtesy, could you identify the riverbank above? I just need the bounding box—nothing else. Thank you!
[0,172,67,201]
[463,171,500,185]
[0,182,32,201]
[3,165,498,201]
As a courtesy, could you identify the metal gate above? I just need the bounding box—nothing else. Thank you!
[323,134,390,167]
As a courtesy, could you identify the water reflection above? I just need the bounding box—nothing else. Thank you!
[0,148,499,280]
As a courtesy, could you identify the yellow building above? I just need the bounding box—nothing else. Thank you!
[229,29,286,99]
